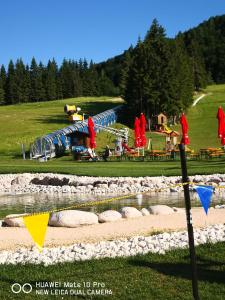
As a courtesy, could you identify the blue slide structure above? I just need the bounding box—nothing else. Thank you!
[30,105,123,160]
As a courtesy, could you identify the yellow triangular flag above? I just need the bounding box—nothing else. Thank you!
[23,213,49,252]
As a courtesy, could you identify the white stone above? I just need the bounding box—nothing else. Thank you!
[98,210,122,223]
[215,204,225,209]
[4,214,27,227]
[49,210,98,227]
[140,208,150,216]
[11,175,30,186]
[120,207,142,218]
[172,207,185,213]
[149,205,174,215]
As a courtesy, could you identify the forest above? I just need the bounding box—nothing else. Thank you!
[0,14,224,119]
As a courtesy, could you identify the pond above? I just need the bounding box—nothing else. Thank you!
[0,192,225,219]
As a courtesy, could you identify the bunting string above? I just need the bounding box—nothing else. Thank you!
[3,180,223,251]
[5,181,193,220]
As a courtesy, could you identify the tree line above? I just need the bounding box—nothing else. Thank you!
[99,15,225,119]
[121,19,198,119]
[1,14,224,122]
[0,58,119,105]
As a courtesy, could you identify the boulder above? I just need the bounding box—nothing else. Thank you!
[210,176,221,184]
[215,204,225,209]
[11,176,30,186]
[149,205,174,215]
[206,182,218,187]
[172,207,185,213]
[49,210,98,227]
[140,208,150,216]
[31,176,69,186]
[4,214,27,227]
[120,207,142,219]
[98,210,122,223]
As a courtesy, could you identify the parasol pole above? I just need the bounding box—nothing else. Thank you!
[179,143,199,300]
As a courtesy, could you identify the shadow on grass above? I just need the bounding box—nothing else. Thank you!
[34,115,69,125]
[34,102,120,125]
[128,255,225,285]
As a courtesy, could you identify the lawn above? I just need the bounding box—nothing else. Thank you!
[0,84,225,176]
[0,242,224,300]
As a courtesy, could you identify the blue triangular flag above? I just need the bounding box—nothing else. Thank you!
[194,185,214,215]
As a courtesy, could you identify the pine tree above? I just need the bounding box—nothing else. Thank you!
[98,69,118,96]
[124,38,146,114]
[71,60,82,97]
[0,65,6,104]
[60,59,78,98]
[45,59,57,100]
[5,60,17,104]
[13,59,30,103]
[84,60,99,96]
[143,19,172,116]
[119,48,133,97]
[161,37,193,122]
[30,58,45,102]
[124,20,173,117]
[185,34,208,90]
[0,78,5,104]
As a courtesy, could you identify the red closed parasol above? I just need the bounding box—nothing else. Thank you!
[217,107,225,145]
[134,117,141,148]
[88,117,96,149]
[139,113,147,147]
[180,113,190,145]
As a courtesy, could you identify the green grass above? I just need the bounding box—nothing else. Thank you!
[0,96,123,157]
[0,85,225,176]
[0,157,225,177]
[172,84,225,151]
[0,242,224,299]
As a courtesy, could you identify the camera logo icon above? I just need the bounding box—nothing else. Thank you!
[11,283,32,294]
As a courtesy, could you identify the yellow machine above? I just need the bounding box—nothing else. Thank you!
[64,105,83,122]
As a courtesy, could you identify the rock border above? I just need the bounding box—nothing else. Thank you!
[0,224,224,265]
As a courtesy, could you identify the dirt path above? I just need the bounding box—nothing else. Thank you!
[0,208,224,251]
[192,94,207,106]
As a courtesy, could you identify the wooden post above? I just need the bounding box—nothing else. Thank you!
[179,143,199,300]
[21,144,26,160]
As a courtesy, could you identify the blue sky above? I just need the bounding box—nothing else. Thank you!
[0,0,224,66]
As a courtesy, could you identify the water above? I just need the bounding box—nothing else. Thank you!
[0,192,225,219]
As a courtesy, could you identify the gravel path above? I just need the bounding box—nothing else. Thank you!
[192,94,207,106]
[0,207,224,251]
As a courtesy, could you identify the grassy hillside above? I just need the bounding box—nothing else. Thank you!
[185,85,225,150]
[0,96,123,157]
[0,84,225,176]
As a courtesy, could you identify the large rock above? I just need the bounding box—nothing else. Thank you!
[172,207,185,213]
[4,214,27,227]
[98,210,122,223]
[140,208,150,216]
[31,176,69,186]
[149,205,174,215]
[11,175,30,186]
[49,210,98,227]
[120,207,142,219]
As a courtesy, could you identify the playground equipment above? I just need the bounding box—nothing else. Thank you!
[152,113,167,131]
[162,124,173,134]
[64,104,83,122]
[30,105,124,160]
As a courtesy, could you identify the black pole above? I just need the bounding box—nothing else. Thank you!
[179,143,199,300]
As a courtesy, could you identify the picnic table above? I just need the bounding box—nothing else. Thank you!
[200,148,225,159]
